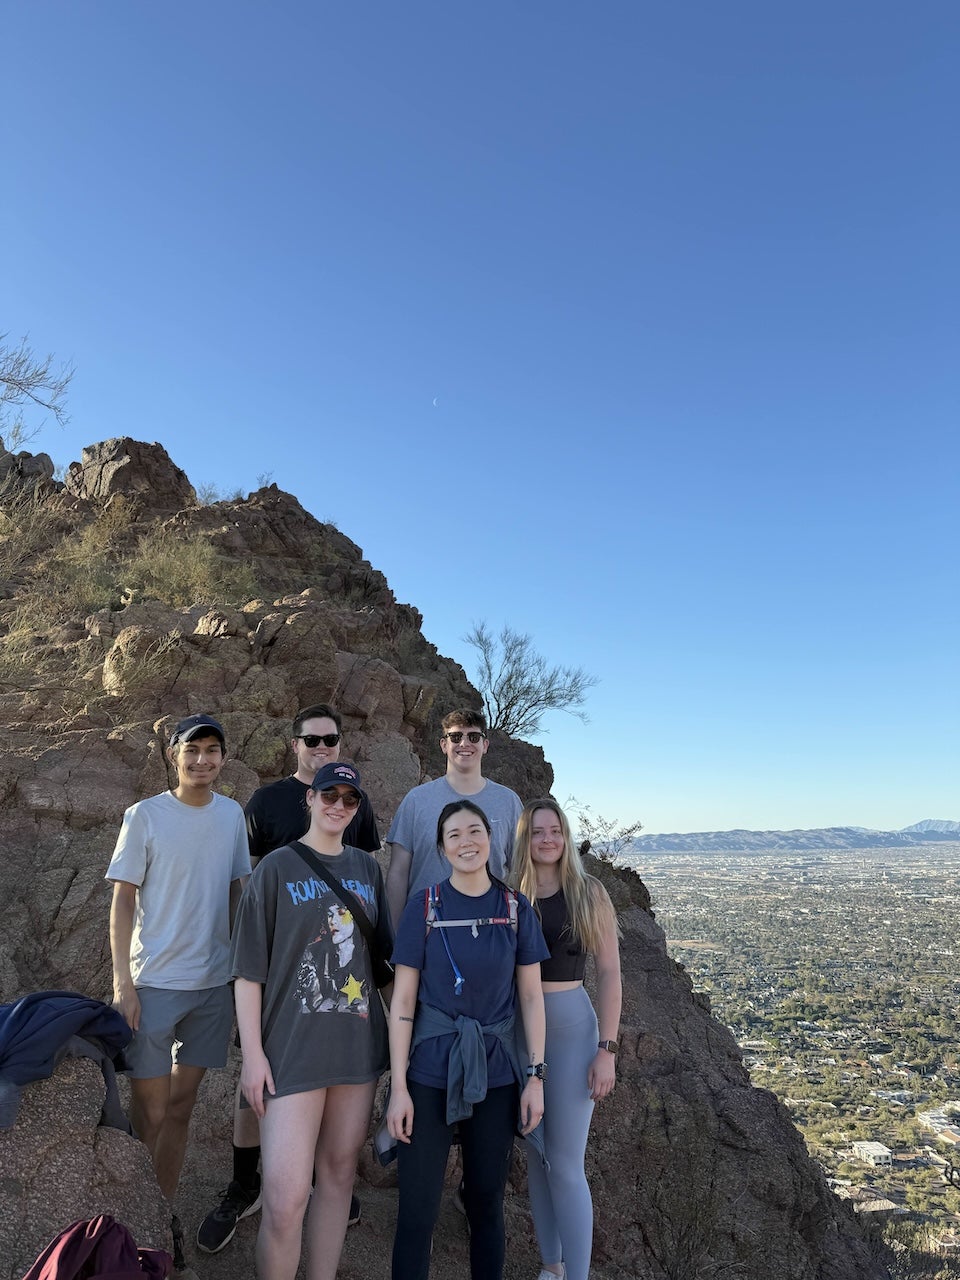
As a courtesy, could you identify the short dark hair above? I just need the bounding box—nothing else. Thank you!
[436,799,492,849]
[293,703,342,736]
[441,708,487,735]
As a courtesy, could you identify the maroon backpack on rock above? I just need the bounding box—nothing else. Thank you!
[20,1214,172,1280]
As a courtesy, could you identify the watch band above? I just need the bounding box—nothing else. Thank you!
[525,1061,548,1081]
[598,1039,618,1054]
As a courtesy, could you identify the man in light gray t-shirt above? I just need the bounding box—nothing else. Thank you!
[106,713,250,1214]
[385,709,523,927]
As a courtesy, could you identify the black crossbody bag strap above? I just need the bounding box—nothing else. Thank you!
[291,841,393,988]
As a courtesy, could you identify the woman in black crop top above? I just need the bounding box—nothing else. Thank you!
[511,799,622,1280]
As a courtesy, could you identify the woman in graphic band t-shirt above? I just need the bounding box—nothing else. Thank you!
[388,799,548,1280]
[231,762,390,1280]
[511,798,623,1280]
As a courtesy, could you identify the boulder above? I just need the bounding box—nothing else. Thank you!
[65,438,196,512]
[0,444,55,487]
[0,1057,171,1280]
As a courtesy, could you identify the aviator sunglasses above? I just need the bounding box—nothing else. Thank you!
[317,787,361,809]
[442,731,485,744]
[297,733,341,748]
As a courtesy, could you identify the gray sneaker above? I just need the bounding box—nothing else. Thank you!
[196,1178,262,1254]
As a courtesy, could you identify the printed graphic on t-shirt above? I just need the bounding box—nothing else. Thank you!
[289,881,374,1019]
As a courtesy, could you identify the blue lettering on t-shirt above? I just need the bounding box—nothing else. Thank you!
[285,877,324,906]
[342,879,375,907]
[284,876,375,909]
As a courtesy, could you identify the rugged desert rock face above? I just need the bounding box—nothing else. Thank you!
[0,439,885,1279]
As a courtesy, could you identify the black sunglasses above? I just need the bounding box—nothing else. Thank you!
[443,731,485,744]
[297,733,341,748]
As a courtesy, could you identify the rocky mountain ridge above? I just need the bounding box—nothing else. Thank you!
[626,820,960,855]
[0,438,888,1279]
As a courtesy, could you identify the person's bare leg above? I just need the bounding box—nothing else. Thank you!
[234,1079,261,1146]
[129,1075,172,1161]
[257,1090,324,1280]
[304,1081,376,1280]
[153,1064,207,1202]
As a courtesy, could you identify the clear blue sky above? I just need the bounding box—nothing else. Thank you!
[4,2,957,834]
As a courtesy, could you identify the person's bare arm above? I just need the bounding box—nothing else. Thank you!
[587,889,622,1100]
[386,964,420,1143]
[516,962,546,1135]
[235,977,274,1119]
[109,881,140,1031]
[386,843,413,929]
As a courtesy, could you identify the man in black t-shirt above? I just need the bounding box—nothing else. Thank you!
[197,703,380,1254]
[245,744,379,867]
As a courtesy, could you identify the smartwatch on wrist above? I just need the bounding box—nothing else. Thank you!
[598,1039,618,1054]
[525,1061,548,1081]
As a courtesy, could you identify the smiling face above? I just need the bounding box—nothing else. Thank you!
[530,807,565,871]
[168,733,225,800]
[440,724,488,777]
[292,716,342,783]
[306,783,359,837]
[440,807,492,878]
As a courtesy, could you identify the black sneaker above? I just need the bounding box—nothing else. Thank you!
[196,1177,263,1254]
[348,1193,362,1227]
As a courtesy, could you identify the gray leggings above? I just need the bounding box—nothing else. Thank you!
[522,986,597,1280]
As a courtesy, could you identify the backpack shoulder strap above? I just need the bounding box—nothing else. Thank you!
[424,883,440,933]
[424,879,519,934]
[504,887,518,933]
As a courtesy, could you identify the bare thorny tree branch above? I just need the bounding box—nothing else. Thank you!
[566,795,643,861]
[462,621,599,738]
[0,333,73,451]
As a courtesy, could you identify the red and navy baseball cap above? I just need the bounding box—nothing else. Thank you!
[311,761,364,797]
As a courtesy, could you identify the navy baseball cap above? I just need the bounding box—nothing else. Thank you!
[311,761,364,797]
[169,714,226,747]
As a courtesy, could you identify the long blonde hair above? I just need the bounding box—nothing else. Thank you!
[511,798,620,954]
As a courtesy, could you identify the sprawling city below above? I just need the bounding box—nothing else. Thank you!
[629,843,960,1252]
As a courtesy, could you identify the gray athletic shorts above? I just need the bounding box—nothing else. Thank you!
[127,984,233,1078]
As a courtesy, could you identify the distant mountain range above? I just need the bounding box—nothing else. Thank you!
[624,819,960,855]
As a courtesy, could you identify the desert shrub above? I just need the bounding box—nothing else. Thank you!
[196,481,245,504]
[14,501,138,622]
[104,629,185,704]
[0,603,102,710]
[123,527,258,608]
[0,481,60,579]
[56,504,137,611]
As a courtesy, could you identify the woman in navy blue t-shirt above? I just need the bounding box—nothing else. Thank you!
[388,799,548,1280]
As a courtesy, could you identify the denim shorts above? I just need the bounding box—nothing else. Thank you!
[126,984,233,1078]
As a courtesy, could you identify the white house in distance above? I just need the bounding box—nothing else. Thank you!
[852,1141,893,1167]
[917,1103,960,1148]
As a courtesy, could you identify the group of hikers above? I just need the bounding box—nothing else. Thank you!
[106,702,623,1280]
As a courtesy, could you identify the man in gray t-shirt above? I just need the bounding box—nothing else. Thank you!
[106,713,250,1212]
[385,708,523,927]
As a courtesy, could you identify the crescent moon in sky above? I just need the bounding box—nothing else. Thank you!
[432,397,439,408]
